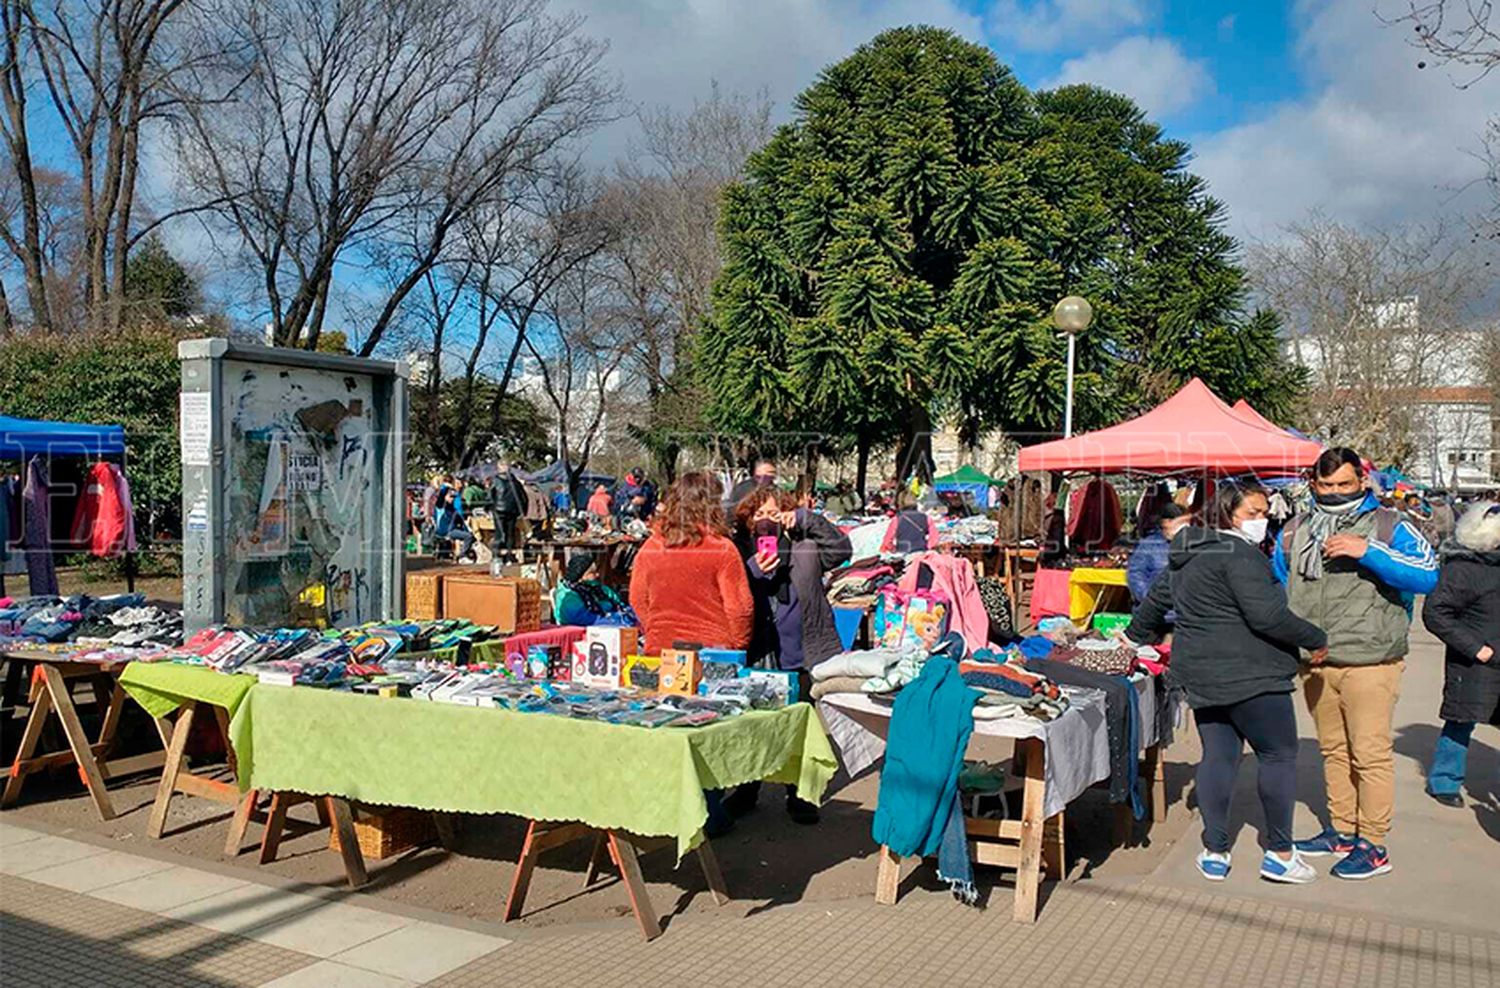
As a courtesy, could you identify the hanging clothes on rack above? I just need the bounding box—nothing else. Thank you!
[1067,477,1123,553]
[69,461,138,557]
[22,456,59,596]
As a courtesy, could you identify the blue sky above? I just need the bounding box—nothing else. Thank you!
[9,0,1497,343]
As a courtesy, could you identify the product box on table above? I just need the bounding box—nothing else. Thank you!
[526,644,558,680]
[622,654,660,691]
[658,646,700,695]
[738,667,799,704]
[573,626,639,688]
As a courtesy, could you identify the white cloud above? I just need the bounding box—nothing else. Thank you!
[560,0,985,161]
[987,0,1154,51]
[1192,0,1497,241]
[1045,36,1213,117]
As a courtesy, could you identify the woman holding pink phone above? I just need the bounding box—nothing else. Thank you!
[727,486,852,824]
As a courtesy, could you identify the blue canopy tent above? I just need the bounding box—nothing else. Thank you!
[933,464,996,509]
[522,461,616,508]
[0,414,125,459]
[0,413,133,592]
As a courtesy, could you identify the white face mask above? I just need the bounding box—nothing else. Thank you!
[1239,517,1269,543]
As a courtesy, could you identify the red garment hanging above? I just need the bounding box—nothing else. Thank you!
[69,461,130,557]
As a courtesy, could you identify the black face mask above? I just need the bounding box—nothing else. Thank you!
[754,519,781,539]
[1314,490,1364,508]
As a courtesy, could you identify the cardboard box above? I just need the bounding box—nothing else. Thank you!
[622,655,661,691]
[526,644,556,680]
[440,576,541,633]
[658,647,700,695]
[573,626,639,688]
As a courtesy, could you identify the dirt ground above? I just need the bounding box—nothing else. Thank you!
[0,709,1199,931]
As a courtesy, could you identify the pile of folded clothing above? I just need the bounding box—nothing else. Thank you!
[74,604,183,648]
[958,649,1069,720]
[936,516,999,545]
[827,563,896,603]
[0,593,174,645]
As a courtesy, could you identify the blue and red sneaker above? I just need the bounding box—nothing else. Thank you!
[1331,839,1392,880]
[1293,827,1356,858]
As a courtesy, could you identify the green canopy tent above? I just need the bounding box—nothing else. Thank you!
[933,464,997,509]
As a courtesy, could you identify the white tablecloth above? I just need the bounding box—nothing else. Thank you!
[817,675,1166,820]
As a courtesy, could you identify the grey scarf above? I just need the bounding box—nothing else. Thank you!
[1296,498,1364,581]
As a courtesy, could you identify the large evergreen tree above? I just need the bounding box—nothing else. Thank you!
[700,27,1305,482]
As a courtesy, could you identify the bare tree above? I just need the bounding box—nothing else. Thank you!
[172,0,612,351]
[8,1,212,332]
[1,1,54,330]
[522,245,630,497]
[1249,214,1494,466]
[1390,1,1500,237]
[602,85,772,478]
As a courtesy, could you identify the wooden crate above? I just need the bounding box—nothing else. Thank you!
[441,576,542,634]
[405,567,463,621]
[329,806,436,860]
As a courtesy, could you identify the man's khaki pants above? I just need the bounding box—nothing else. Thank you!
[1302,660,1404,842]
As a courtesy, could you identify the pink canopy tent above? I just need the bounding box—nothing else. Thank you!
[1017,378,1324,474]
[1231,398,1288,434]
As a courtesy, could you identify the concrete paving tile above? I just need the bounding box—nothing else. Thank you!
[91,862,249,912]
[159,882,331,936]
[259,959,417,988]
[0,833,111,876]
[0,820,48,848]
[243,900,412,958]
[330,921,511,982]
[22,848,173,893]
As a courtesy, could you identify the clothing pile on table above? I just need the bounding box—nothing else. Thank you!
[0,593,176,646]
[936,516,1000,545]
[827,563,897,603]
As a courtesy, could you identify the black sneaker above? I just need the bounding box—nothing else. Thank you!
[1426,788,1464,808]
[786,795,820,825]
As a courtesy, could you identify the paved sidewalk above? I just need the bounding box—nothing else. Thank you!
[1,822,509,987]
[3,818,1495,988]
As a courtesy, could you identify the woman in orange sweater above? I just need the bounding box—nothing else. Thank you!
[629,472,754,654]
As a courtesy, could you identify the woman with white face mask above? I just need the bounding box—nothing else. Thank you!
[1125,482,1329,886]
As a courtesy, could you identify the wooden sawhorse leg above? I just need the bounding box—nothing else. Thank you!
[258,793,365,888]
[2,664,125,820]
[505,820,727,941]
[1143,743,1167,823]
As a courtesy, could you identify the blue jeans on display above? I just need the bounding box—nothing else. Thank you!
[1428,720,1474,796]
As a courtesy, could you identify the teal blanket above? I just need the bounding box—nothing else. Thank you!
[871,654,979,857]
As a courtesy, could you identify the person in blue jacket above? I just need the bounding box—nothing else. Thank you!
[1127,503,1192,605]
[1271,448,1438,880]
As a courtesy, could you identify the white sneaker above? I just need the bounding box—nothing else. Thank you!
[1196,849,1231,881]
[1260,850,1316,884]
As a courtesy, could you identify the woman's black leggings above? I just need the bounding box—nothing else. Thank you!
[1194,690,1299,853]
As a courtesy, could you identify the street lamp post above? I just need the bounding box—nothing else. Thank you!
[1052,295,1093,438]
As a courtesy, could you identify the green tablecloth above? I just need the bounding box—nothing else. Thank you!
[229,687,837,858]
[120,662,259,720]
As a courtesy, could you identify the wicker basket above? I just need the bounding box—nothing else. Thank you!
[405,567,463,621]
[329,806,436,860]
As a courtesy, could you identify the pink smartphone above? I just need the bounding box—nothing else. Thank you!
[757,536,779,558]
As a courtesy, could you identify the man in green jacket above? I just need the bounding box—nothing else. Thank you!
[1273,448,1438,880]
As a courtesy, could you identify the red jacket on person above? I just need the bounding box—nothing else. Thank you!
[628,532,753,654]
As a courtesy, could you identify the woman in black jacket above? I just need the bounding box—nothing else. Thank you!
[1421,501,1500,807]
[1128,482,1328,885]
[725,485,852,825]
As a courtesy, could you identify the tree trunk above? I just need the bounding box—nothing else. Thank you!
[895,405,935,484]
[855,432,871,501]
[0,278,13,333]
